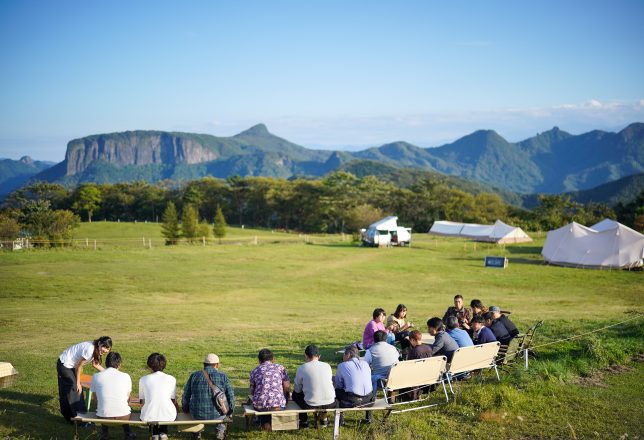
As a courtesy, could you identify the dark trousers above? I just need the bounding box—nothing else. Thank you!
[152,425,168,434]
[98,414,132,437]
[335,388,374,421]
[395,331,411,349]
[56,359,85,421]
[292,391,335,424]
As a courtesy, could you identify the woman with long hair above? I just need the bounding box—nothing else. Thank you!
[387,304,413,354]
[57,336,112,421]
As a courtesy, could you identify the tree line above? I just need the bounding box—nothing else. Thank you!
[1,172,640,245]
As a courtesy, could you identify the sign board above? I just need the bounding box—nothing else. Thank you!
[485,256,508,268]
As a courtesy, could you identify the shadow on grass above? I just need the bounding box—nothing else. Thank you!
[0,390,71,439]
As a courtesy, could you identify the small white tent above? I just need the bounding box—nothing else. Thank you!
[429,220,532,244]
[542,219,644,269]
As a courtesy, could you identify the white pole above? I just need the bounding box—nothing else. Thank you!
[202,236,205,246]
[524,349,529,370]
[149,239,152,249]
[254,236,258,245]
[142,237,145,246]
[86,238,89,247]
[94,240,97,250]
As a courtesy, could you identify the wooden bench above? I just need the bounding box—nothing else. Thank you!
[72,412,230,440]
[243,356,449,439]
[445,342,501,393]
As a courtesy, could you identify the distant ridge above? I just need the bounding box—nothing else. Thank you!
[15,122,644,197]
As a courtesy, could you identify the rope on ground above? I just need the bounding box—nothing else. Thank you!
[507,312,643,359]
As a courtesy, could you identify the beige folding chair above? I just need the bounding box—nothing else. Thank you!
[380,356,449,412]
[446,342,501,393]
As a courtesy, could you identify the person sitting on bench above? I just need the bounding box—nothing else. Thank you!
[91,351,135,440]
[364,330,399,402]
[443,294,473,332]
[445,316,474,348]
[139,353,178,440]
[471,315,497,345]
[363,308,394,349]
[489,306,520,339]
[249,349,290,432]
[484,312,511,345]
[292,345,336,428]
[335,346,374,425]
[182,353,234,440]
[427,318,459,362]
[406,330,432,360]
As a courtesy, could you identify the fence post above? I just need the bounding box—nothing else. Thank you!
[142,237,145,247]
[202,236,205,246]
[254,236,258,245]
[524,349,529,370]
[86,238,89,247]
[94,240,97,250]
[149,239,152,249]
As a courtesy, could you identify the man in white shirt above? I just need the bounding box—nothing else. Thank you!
[293,344,336,428]
[91,352,135,440]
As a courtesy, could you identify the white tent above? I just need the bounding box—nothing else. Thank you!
[429,219,532,244]
[542,219,644,269]
[428,220,466,237]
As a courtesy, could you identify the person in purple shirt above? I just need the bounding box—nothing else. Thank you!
[334,346,374,425]
[471,315,497,345]
[445,316,474,348]
[249,349,290,431]
[362,308,393,348]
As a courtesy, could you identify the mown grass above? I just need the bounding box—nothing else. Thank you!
[0,222,642,439]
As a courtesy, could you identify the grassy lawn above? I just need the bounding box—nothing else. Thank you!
[0,222,642,439]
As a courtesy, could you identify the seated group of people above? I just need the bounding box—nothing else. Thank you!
[57,299,519,437]
[56,337,233,440]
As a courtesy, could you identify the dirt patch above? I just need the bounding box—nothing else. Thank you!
[572,359,638,387]
[631,353,644,363]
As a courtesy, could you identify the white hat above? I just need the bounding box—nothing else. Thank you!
[204,353,220,364]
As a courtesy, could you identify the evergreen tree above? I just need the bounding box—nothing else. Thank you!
[182,204,198,242]
[213,206,227,244]
[161,202,180,245]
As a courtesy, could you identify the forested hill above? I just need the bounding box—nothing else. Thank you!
[0,156,55,198]
[25,122,644,195]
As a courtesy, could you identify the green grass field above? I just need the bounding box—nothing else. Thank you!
[0,222,642,439]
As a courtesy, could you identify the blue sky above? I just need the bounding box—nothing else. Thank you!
[1,0,643,161]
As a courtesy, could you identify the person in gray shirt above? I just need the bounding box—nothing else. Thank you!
[427,317,459,362]
[292,344,336,428]
[364,331,400,395]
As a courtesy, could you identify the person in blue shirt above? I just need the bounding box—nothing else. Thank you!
[335,346,374,424]
[445,316,473,348]
[471,315,497,345]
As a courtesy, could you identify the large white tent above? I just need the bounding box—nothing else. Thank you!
[542,219,644,269]
[429,220,532,244]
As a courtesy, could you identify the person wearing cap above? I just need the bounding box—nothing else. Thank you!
[293,344,336,428]
[484,311,512,345]
[182,353,235,440]
[489,306,520,339]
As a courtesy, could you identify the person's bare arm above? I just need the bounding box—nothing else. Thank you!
[74,359,87,393]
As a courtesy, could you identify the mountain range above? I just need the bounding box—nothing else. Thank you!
[2,123,643,204]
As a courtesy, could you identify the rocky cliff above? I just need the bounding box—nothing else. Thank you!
[65,131,219,176]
